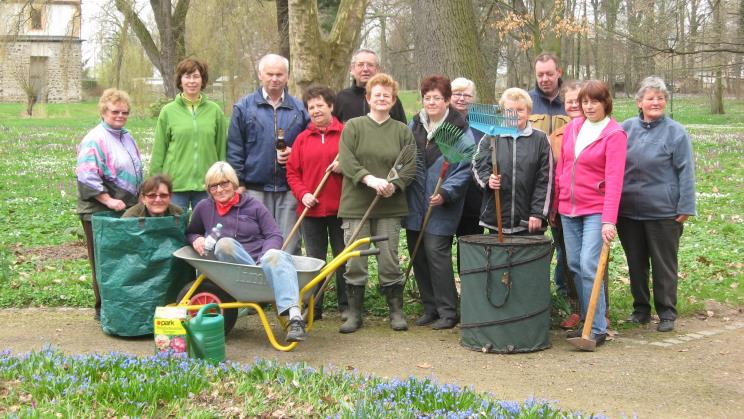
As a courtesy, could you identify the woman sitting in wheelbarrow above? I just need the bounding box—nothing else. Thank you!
[186,161,307,342]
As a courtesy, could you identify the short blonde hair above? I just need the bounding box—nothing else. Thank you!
[365,73,398,99]
[98,88,131,116]
[451,77,476,99]
[204,161,239,191]
[499,87,533,112]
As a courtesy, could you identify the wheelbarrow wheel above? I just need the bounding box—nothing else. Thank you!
[177,279,238,335]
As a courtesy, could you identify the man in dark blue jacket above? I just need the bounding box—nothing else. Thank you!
[528,52,566,133]
[227,53,310,254]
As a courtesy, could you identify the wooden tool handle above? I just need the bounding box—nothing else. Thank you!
[489,137,503,243]
[282,155,339,251]
[581,242,611,339]
[404,162,449,279]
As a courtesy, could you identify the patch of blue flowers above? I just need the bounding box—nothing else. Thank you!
[1,348,603,418]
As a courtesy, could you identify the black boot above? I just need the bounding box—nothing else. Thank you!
[339,285,364,333]
[383,285,408,331]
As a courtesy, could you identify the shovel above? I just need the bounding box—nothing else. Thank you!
[567,242,610,352]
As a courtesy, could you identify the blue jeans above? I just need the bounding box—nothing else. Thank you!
[214,238,300,314]
[171,191,208,213]
[561,214,607,336]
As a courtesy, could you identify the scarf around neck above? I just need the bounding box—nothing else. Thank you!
[216,193,240,216]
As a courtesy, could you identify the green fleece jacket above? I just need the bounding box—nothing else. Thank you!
[151,94,227,192]
[338,115,416,219]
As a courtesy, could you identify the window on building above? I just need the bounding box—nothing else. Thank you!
[30,7,43,30]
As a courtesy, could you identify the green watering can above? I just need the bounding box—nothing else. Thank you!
[182,303,225,363]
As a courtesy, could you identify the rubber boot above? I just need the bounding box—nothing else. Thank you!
[339,285,364,334]
[383,285,408,331]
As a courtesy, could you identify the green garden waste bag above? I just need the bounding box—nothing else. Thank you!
[459,234,553,353]
[92,212,194,336]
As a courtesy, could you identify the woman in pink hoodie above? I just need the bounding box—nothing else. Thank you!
[553,80,627,347]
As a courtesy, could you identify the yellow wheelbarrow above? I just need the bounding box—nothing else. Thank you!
[172,235,387,351]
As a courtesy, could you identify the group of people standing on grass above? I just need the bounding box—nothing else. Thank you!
[75,49,696,349]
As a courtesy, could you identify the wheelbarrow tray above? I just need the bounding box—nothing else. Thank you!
[173,246,325,303]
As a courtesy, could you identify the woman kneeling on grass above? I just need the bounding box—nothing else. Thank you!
[122,174,183,218]
[186,161,306,342]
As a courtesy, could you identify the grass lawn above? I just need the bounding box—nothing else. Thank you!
[0,96,741,416]
[1,97,741,316]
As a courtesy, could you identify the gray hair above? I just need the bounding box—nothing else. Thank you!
[350,48,378,66]
[257,54,289,73]
[451,77,477,99]
[635,76,669,101]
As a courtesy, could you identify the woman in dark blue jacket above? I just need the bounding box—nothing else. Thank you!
[404,75,474,330]
[619,76,696,333]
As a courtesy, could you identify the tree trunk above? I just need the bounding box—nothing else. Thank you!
[287,0,369,94]
[411,0,494,103]
[277,0,291,61]
[710,0,725,113]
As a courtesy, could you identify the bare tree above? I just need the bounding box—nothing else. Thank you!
[287,0,370,93]
[114,0,190,98]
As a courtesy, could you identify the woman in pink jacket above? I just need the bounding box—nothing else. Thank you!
[553,80,627,347]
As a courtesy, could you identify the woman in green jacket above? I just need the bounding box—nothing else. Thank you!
[151,58,227,211]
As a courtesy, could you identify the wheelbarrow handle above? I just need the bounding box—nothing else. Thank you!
[369,234,389,243]
[358,248,381,257]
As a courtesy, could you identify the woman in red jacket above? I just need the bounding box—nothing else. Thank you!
[553,80,627,348]
[286,85,345,320]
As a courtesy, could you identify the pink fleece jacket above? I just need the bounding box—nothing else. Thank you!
[554,116,627,224]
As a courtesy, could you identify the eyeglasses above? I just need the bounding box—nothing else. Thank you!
[182,73,202,80]
[354,62,377,69]
[452,92,473,99]
[423,96,445,103]
[144,193,170,200]
[108,110,130,116]
[208,180,232,192]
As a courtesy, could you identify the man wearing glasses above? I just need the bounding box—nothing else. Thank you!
[333,49,407,123]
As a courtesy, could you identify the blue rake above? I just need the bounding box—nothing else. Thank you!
[467,103,519,136]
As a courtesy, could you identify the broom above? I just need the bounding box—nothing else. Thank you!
[404,122,475,280]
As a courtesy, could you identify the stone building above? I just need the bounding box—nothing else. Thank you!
[0,0,82,103]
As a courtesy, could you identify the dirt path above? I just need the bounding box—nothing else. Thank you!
[2,306,743,418]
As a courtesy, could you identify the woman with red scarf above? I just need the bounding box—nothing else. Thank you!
[186,161,306,342]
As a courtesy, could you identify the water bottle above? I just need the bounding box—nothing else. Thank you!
[203,223,223,256]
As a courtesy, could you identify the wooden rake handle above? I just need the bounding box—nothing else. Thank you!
[404,161,449,279]
[281,156,338,251]
[489,136,503,243]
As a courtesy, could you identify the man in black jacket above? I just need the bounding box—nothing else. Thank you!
[333,49,407,123]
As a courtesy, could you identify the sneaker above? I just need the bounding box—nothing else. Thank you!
[593,333,607,347]
[625,313,651,324]
[431,317,458,330]
[286,318,307,342]
[415,312,438,326]
[560,313,581,329]
[657,319,675,332]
